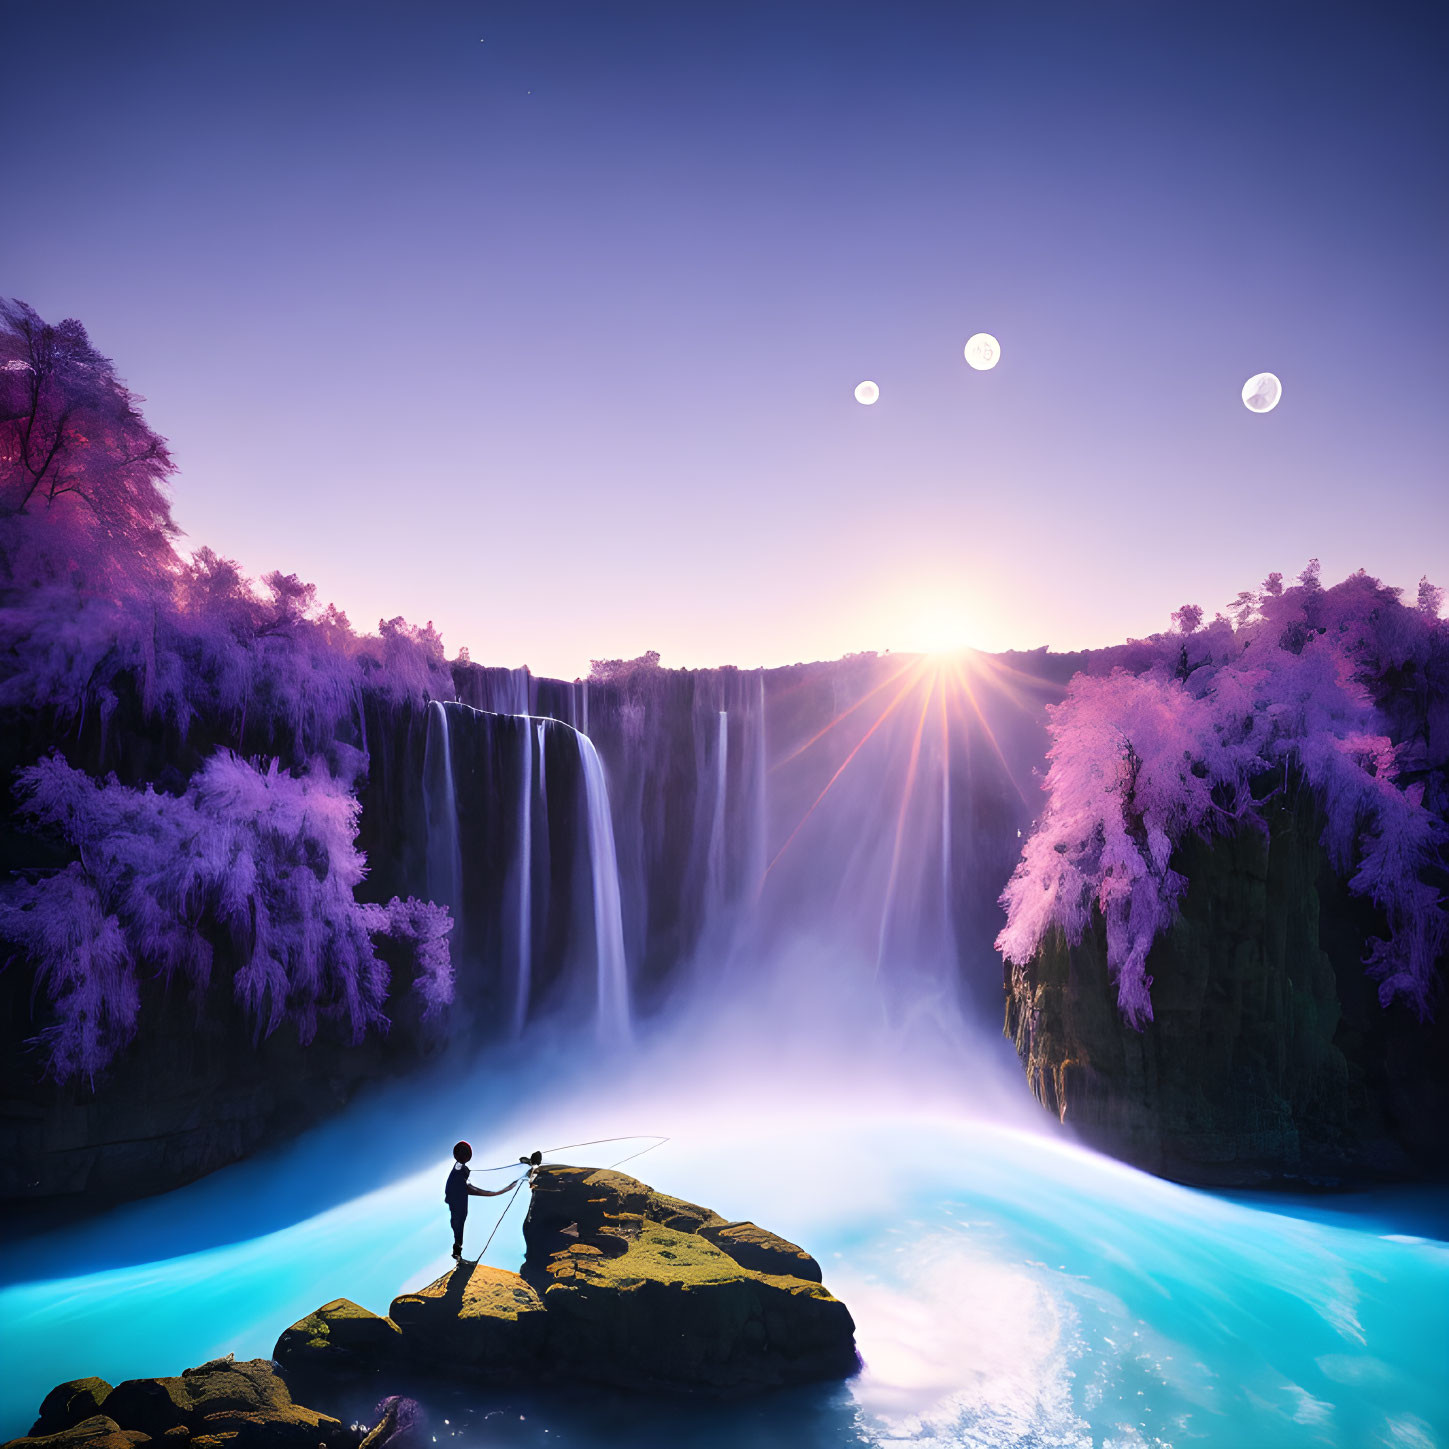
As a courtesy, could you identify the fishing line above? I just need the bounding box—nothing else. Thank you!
[471,1134,670,1174]
[470,1174,528,1266]
[464,1135,670,1264]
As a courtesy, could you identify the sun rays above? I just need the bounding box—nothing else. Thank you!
[763,649,1052,887]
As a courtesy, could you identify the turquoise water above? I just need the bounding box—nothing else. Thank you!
[2,1056,1446,1449]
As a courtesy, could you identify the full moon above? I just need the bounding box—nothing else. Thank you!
[854,380,880,405]
[1241,372,1282,413]
[963,332,1001,371]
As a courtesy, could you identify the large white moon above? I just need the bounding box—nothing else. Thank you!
[1241,372,1282,413]
[963,332,1001,371]
[854,380,880,405]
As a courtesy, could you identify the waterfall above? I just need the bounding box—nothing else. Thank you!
[355,682,368,757]
[577,733,631,1042]
[406,653,1046,1038]
[455,666,532,715]
[422,701,463,934]
[511,718,534,1037]
[749,669,768,902]
[705,710,729,915]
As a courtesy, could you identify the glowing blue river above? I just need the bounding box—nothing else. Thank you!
[2,1042,1446,1449]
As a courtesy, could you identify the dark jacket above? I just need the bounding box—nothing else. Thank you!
[444,1162,473,1208]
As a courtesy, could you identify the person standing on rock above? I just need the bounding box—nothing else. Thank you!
[446,1141,514,1261]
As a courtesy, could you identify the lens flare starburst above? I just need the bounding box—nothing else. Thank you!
[764,648,1054,886]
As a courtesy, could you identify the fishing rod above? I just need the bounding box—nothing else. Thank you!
[470,1134,671,1174]
[465,1134,671,1265]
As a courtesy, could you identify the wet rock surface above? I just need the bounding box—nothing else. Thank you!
[28,1383,114,1440]
[5,1360,346,1449]
[278,1165,857,1397]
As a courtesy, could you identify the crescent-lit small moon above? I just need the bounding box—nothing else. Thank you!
[1241,372,1282,413]
[854,380,880,405]
[963,333,1001,371]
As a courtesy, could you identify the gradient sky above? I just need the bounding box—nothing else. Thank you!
[4,1,1446,678]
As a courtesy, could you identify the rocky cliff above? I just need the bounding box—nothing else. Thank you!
[1005,789,1449,1187]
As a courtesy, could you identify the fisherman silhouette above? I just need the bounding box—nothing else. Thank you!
[446,1140,514,1260]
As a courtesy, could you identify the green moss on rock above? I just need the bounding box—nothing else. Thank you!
[273,1299,401,1379]
[700,1220,823,1282]
[3,1416,148,1449]
[272,1165,857,1398]
[96,1359,340,1448]
[29,1381,114,1439]
[521,1168,856,1393]
[387,1265,547,1379]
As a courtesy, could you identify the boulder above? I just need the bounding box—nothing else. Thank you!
[517,1165,854,1391]
[522,1166,724,1250]
[388,1265,547,1379]
[3,1416,147,1449]
[29,1382,113,1438]
[273,1300,402,1381]
[96,1359,342,1448]
[699,1221,823,1282]
[273,1165,857,1397]
[533,1211,855,1392]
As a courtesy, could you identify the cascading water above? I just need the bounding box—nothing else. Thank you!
[577,733,631,1042]
[422,654,1050,1035]
[749,669,767,904]
[422,700,463,933]
[510,717,534,1038]
[705,710,728,916]
[420,700,634,1038]
[455,665,533,715]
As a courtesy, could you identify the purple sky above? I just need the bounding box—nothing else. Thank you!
[4,1,1446,678]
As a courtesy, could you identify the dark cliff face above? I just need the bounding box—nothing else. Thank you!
[1004,788,1449,1187]
[0,693,442,1222]
[0,972,437,1219]
[11,643,1443,1216]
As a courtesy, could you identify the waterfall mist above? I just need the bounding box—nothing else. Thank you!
[417,652,1070,1074]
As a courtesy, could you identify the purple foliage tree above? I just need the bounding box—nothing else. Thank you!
[0,752,453,1082]
[588,650,662,684]
[0,299,178,589]
[998,568,1448,1026]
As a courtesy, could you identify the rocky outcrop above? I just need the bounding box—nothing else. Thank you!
[276,1165,857,1397]
[5,1359,346,1449]
[27,1384,113,1440]
[9,1417,146,1449]
[1005,790,1449,1187]
[272,1301,404,1381]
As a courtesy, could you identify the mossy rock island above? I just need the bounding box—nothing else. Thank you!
[276,1164,858,1397]
[4,1359,348,1449]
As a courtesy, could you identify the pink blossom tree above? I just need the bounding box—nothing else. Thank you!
[1,299,178,589]
[998,568,1448,1026]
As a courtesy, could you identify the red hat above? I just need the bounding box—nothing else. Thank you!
[453,1140,472,1162]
